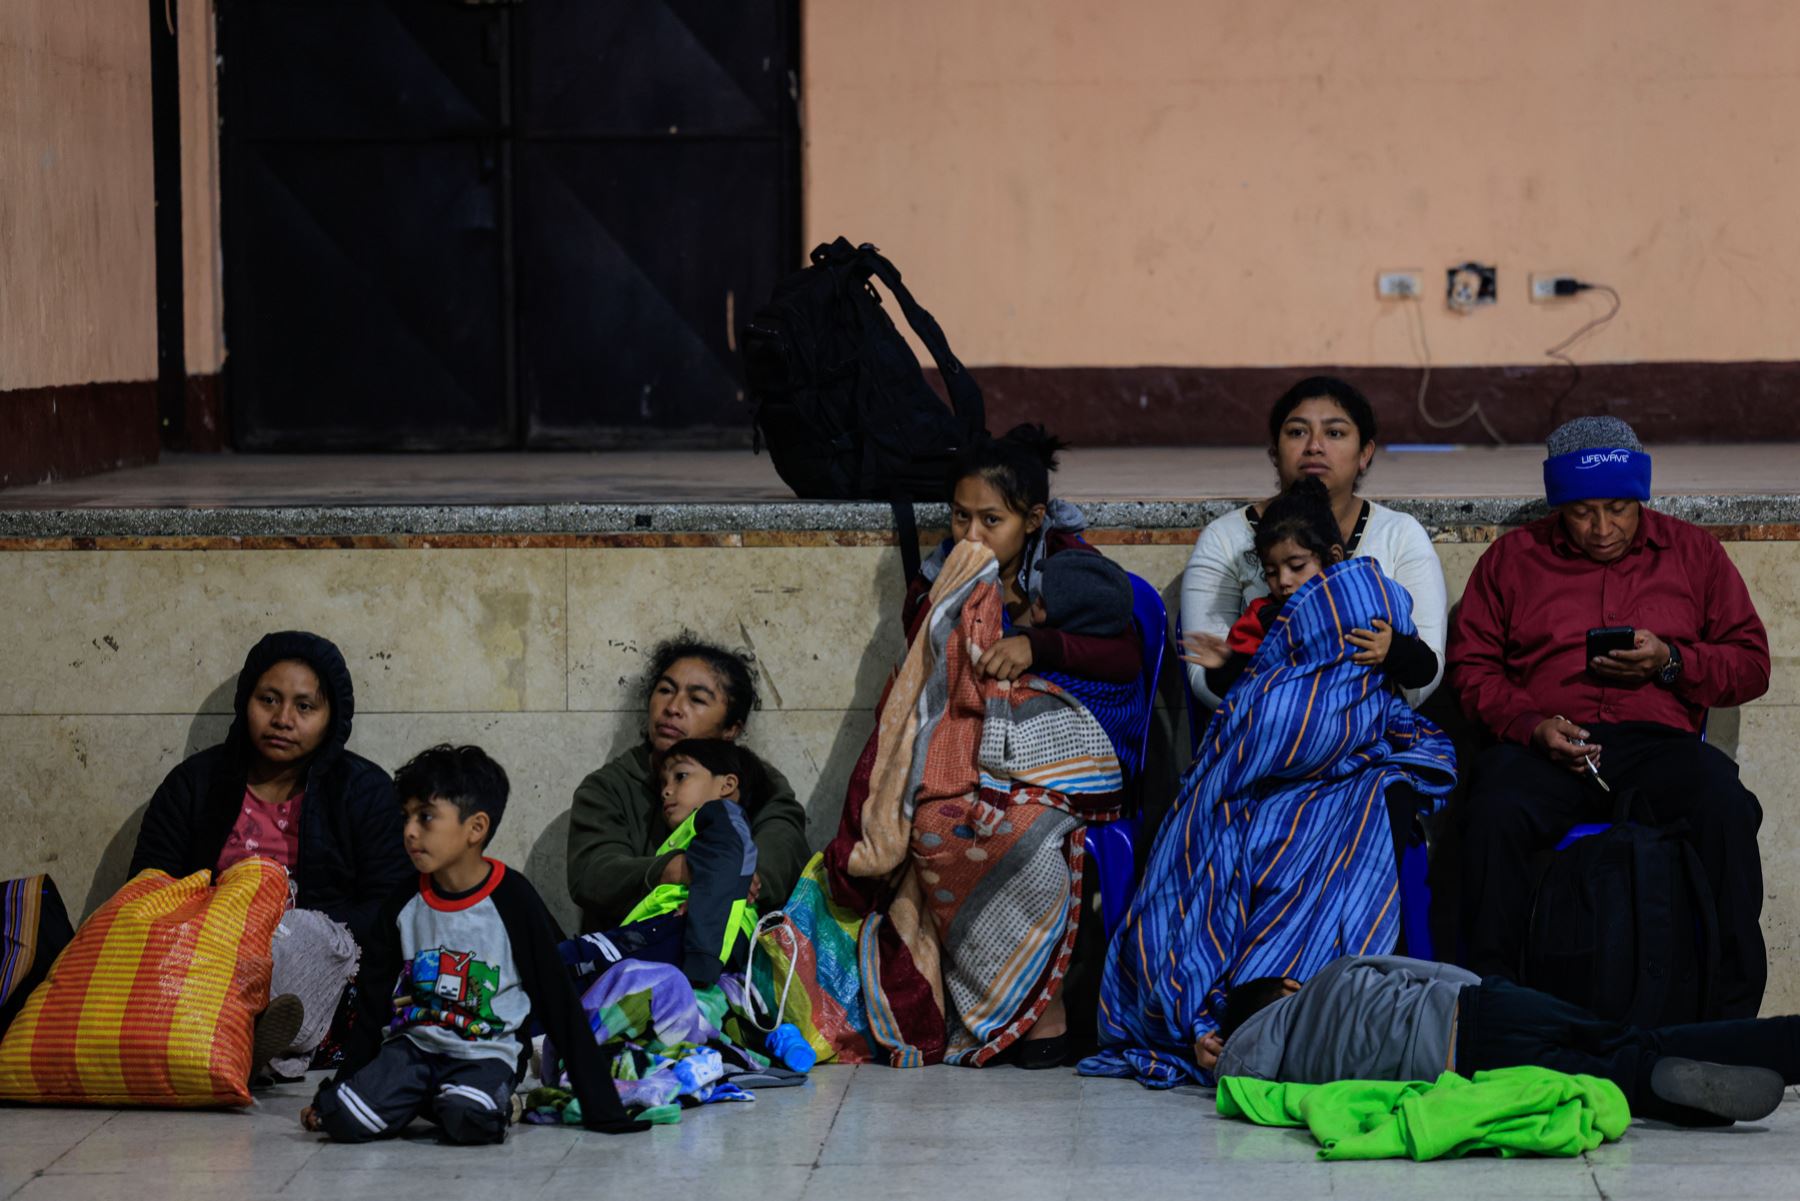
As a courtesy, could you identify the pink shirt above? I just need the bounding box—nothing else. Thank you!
[216,786,303,874]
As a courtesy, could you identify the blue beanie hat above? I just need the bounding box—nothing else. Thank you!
[1542,416,1651,507]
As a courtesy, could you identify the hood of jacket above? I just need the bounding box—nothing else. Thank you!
[226,630,357,788]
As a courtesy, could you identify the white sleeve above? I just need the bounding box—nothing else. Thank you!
[1180,512,1257,709]
[1378,511,1448,707]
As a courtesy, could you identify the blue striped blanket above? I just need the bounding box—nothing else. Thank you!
[1080,557,1457,1087]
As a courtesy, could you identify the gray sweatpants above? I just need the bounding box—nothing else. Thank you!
[313,1036,516,1144]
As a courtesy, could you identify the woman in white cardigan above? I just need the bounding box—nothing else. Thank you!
[1181,376,1447,711]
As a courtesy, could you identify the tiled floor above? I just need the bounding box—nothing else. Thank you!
[3,1068,1794,1200]
[4,443,1798,509]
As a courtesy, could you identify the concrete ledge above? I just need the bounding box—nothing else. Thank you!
[4,494,1800,543]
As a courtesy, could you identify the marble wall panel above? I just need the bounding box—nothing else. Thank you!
[0,550,568,716]
[3,536,1797,1007]
[566,546,908,713]
[1736,704,1800,1014]
[1725,544,1800,707]
[0,713,230,919]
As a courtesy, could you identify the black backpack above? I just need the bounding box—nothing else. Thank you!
[1521,789,1722,1027]
[742,238,986,579]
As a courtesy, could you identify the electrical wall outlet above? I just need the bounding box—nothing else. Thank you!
[1376,271,1422,300]
[1530,273,1579,302]
[1447,262,1498,312]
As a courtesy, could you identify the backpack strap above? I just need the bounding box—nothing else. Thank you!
[1625,830,1677,1027]
[891,488,922,585]
[1678,838,1724,1019]
[860,249,987,444]
[1610,784,1636,828]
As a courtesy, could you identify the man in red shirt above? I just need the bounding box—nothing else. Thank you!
[1448,416,1771,1017]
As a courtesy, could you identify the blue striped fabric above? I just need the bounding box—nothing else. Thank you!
[1002,599,1150,782]
[1036,669,1149,781]
[1079,557,1457,1087]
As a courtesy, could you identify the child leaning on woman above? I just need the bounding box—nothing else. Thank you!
[1181,476,1438,700]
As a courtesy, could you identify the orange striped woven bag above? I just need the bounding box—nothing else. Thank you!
[0,859,289,1107]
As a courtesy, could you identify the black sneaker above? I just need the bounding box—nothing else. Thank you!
[1010,1031,1072,1071]
[1649,1057,1785,1123]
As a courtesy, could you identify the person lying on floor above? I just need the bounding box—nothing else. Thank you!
[558,739,758,990]
[1199,954,1794,1126]
[303,744,645,1143]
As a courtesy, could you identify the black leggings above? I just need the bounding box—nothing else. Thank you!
[1457,976,1800,1124]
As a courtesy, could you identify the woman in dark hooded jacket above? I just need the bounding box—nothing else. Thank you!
[130,632,411,1073]
[131,631,411,947]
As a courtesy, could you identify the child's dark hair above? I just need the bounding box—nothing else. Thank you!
[665,738,742,791]
[1219,976,1296,1040]
[641,638,760,732]
[1254,476,1345,566]
[664,737,771,813]
[395,744,510,845]
[1267,375,1378,448]
[948,423,1070,515]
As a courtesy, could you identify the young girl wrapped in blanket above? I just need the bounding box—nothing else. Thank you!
[1181,477,1438,699]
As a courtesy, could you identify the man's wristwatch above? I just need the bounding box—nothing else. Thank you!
[1657,640,1683,685]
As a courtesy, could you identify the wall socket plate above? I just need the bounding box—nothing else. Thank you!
[1530,273,1579,302]
[1447,262,1498,311]
[1376,270,1423,299]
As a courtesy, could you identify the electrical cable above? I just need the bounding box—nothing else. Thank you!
[1408,292,1505,444]
[1544,283,1621,423]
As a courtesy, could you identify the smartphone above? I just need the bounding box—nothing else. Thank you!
[1586,625,1636,660]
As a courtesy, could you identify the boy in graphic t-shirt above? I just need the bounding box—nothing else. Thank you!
[303,744,645,1142]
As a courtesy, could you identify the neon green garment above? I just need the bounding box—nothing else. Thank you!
[622,810,756,962]
[1216,1067,1630,1161]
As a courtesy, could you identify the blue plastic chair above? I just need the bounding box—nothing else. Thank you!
[1082,572,1169,940]
[1172,607,1436,958]
[1087,813,1142,942]
[1122,572,1168,780]
[1397,835,1434,959]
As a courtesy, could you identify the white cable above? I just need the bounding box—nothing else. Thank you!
[740,910,799,1033]
[1408,292,1504,444]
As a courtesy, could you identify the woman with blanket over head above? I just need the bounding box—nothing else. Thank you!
[1079,552,1457,1088]
[799,426,1142,1069]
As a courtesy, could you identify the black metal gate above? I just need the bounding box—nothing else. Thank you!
[220,0,800,450]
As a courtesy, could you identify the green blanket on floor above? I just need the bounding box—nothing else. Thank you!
[1216,1066,1630,1161]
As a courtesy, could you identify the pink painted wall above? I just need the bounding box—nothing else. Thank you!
[805,1,1800,369]
[0,2,157,391]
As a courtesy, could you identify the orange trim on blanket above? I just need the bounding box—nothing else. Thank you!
[1357,882,1399,956]
[1283,674,1322,768]
[1314,775,1384,902]
[1253,784,1323,893]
